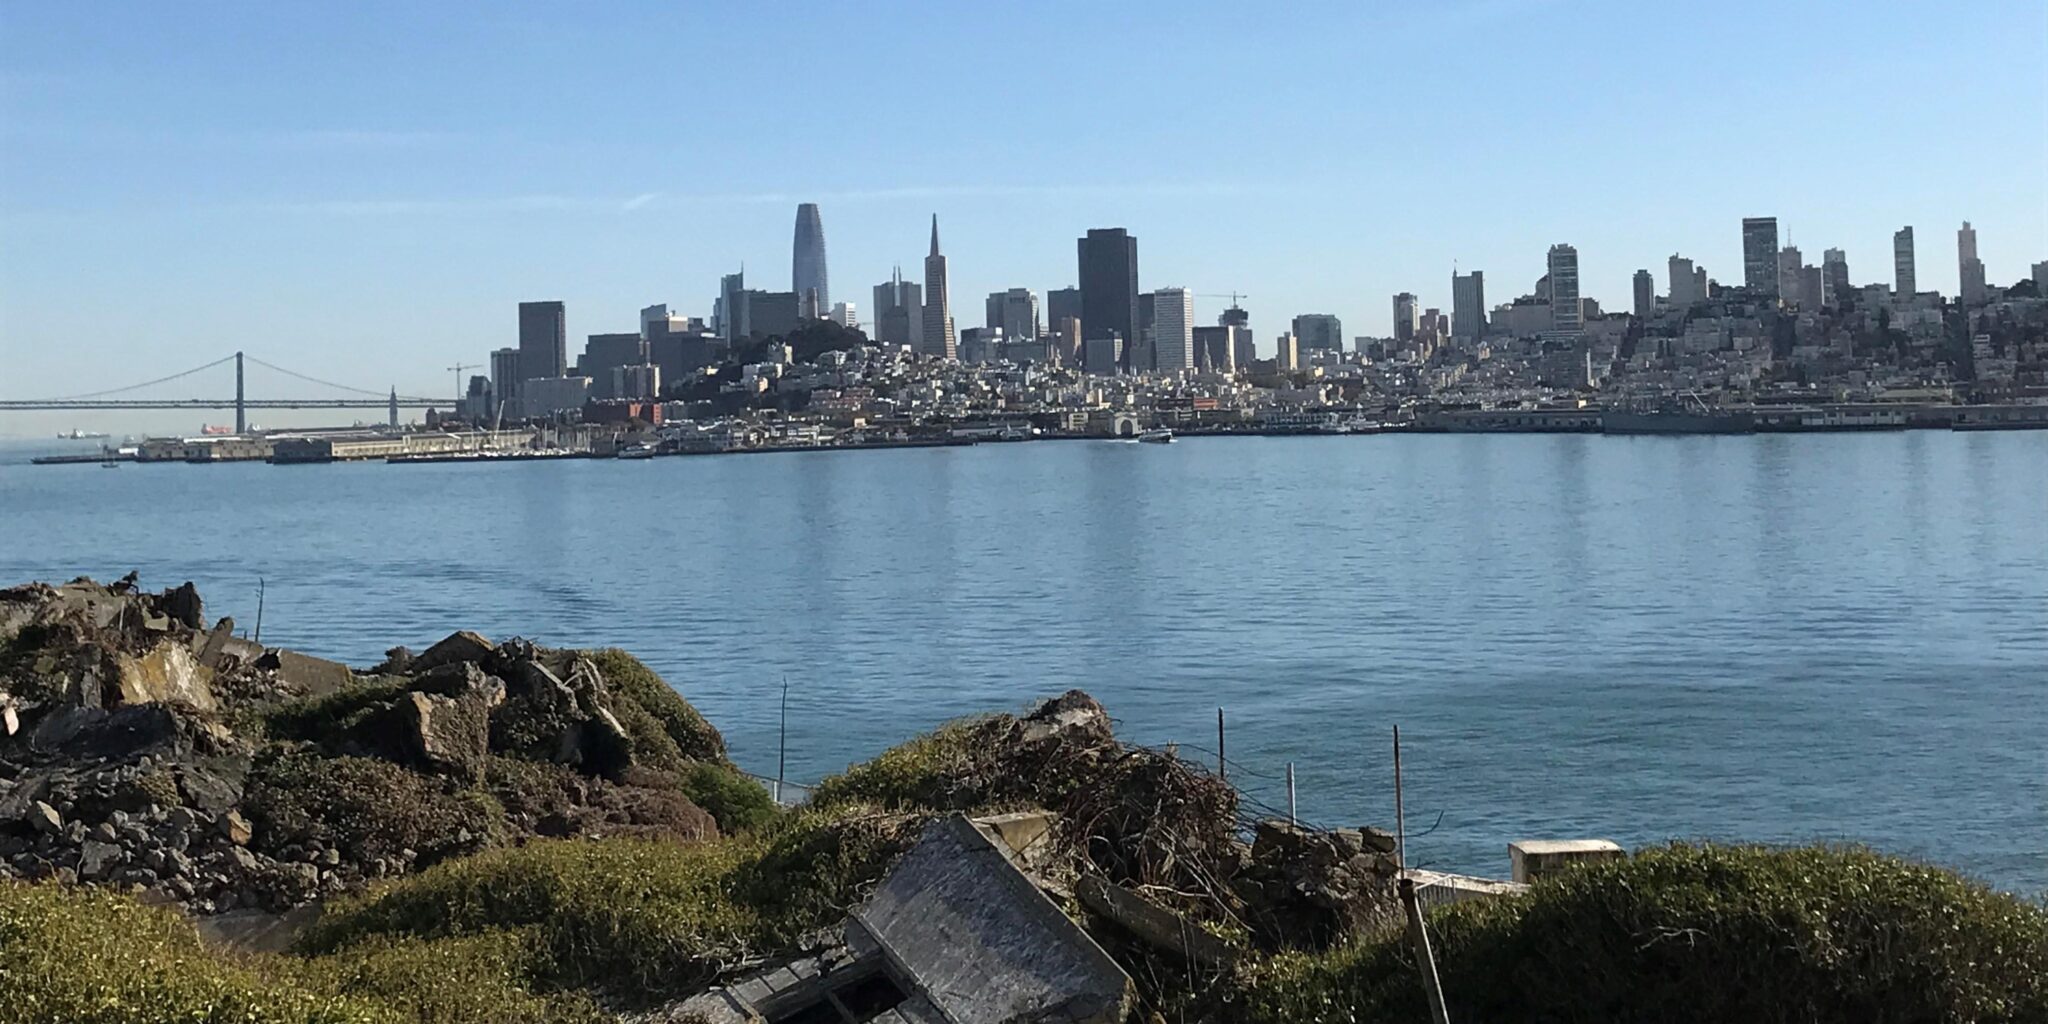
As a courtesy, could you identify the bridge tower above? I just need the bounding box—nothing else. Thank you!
[388,388,398,430]
[234,351,246,434]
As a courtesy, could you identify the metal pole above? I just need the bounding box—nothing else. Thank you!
[1287,762,1297,825]
[253,577,265,645]
[775,675,788,804]
[1393,725,1406,870]
[1393,724,1451,1024]
[1216,707,1226,782]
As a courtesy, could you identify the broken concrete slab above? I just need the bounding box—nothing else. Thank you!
[1406,868,1528,911]
[113,642,217,712]
[858,815,1134,1024]
[259,649,355,699]
[1078,873,1239,968]
[410,630,496,672]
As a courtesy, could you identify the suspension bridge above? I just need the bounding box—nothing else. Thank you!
[0,352,456,432]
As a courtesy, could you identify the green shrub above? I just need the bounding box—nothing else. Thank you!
[261,678,413,747]
[300,807,922,1005]
[678,762,779,834]
[0,880,380,1024]
[1241,843,2048,1024]
[584,648,726,764]
[244,752,496,864]
[807,718,992,811]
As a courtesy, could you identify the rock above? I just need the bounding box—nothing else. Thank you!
[388,687,491,781]
[218,809,253,846]
[258,649,355,698]
[27,800,62,834]
[166,806,197,830]
[78,839,123,879]
[1239,818,1401,949]
[178,766,241,814]
[318,847,341,867]
[165,849,195,878]
[226,846,261,873]
[410,630,496,673]
[160,582,205,631]
[1018,690,1115,748]
[112,642,217,712]
[282,861,319,890]
[90,821,118,843]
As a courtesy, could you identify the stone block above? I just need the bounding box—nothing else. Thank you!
[1509,839,1625,884]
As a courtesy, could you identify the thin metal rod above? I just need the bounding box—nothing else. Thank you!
[253,577,265,645]
[775,675,788,804]
[1394,724,1405,871]
[1216,708,1226,782]
[1286,762,1297,825]
[1393,724,1450,1024]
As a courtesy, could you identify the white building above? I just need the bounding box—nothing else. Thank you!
[1148,287,1194,373]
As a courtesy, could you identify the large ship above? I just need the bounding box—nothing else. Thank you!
[1603,394,1754,435]
[57,429,110,440]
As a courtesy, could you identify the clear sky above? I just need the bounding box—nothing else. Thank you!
[2,0,2044,433]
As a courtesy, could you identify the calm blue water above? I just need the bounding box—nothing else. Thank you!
[2,433,2043,893]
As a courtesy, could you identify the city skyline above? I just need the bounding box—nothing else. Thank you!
[1,1,2044,419]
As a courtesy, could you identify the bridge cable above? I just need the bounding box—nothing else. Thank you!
[242,355,442,403]
[36,353,239,401]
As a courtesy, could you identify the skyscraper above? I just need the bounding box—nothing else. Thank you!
[1958,221,1986,306]
[517,301,567,382]
[1547,245,1582,332]
[1452,271,1485,340]
[1149,287,1193,372]
[1778,245,1804,307]
[1893,226,1916,298]
[1292,314,1343,352]
[1047,287,1083,332]
[1742,217,1780,297]
[873,268,922,349]
[1822,248,1849,307]
[1668,255,1698,306]
[792,203,829,317]
[1632,269,1655,318]
[1392,292,1419,343]
[1077,228,1139,371]
[986,288,1040,342]
[489,347,521,415]
[1274,332,1300,371]
[718,270,746,345]
[922,215,955,359]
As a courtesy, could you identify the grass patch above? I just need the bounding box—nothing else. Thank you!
[807,718,993,811]
[1240,843,2048,1023]
[298,806,922,1005]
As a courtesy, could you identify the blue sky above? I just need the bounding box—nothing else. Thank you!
[2,0,2044,431]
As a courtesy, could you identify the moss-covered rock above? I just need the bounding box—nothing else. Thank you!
[242,751,497,866]
[1241,843,2048,1024]
[582,648,727,765]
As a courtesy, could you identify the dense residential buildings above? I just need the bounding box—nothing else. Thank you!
[1078,228,1140,371]
[1547,244,1582,332]
[793,204,829,317]
[922,216,956,360]
[1742,217,1780,296]
[1894,226,1917,297]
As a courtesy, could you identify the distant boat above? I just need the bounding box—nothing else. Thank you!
[616,442,658,460]
[200,424,236,436]
[1137,428,1175,444]
[59,429,109,440]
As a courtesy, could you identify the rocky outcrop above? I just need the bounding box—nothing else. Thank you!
[0,576,735,917]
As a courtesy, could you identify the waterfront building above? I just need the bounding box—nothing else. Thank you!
[793,203,829,317]
[1822,249,1849,306]
[1894,226,1916,297]
[1633,269,1654,318]
[1742,217,1780,297]
[1392,292,1419,343]
[1292,313,1343,352]
[518,301,568,383]
[1452,271,1485,340]
[1547,244,1582,332]
[922,215,956,359]
[1078,228,1139,371]
[1959,221,1986,307]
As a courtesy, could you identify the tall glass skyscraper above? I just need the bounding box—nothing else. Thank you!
[1742,217,1780,297]
[1077,228,1139,371]
[792,203,829,317]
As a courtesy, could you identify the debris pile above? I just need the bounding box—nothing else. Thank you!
[0,576,747,916]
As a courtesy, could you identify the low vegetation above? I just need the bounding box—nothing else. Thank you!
[1241,843,2048,1023]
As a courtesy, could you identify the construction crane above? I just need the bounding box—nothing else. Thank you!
[447,363,479,400]
[1195,292,1250,308]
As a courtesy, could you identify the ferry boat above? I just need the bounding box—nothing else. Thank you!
[58,429,110,440]
[616,442,658,459]
[1137,428,1174,444]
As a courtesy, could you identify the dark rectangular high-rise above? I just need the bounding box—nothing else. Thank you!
[1741,217,1780,297]
[518,301,568,381]
[1077,228,1139,370]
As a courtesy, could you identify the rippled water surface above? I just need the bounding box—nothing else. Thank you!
[3,432,2043,892]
